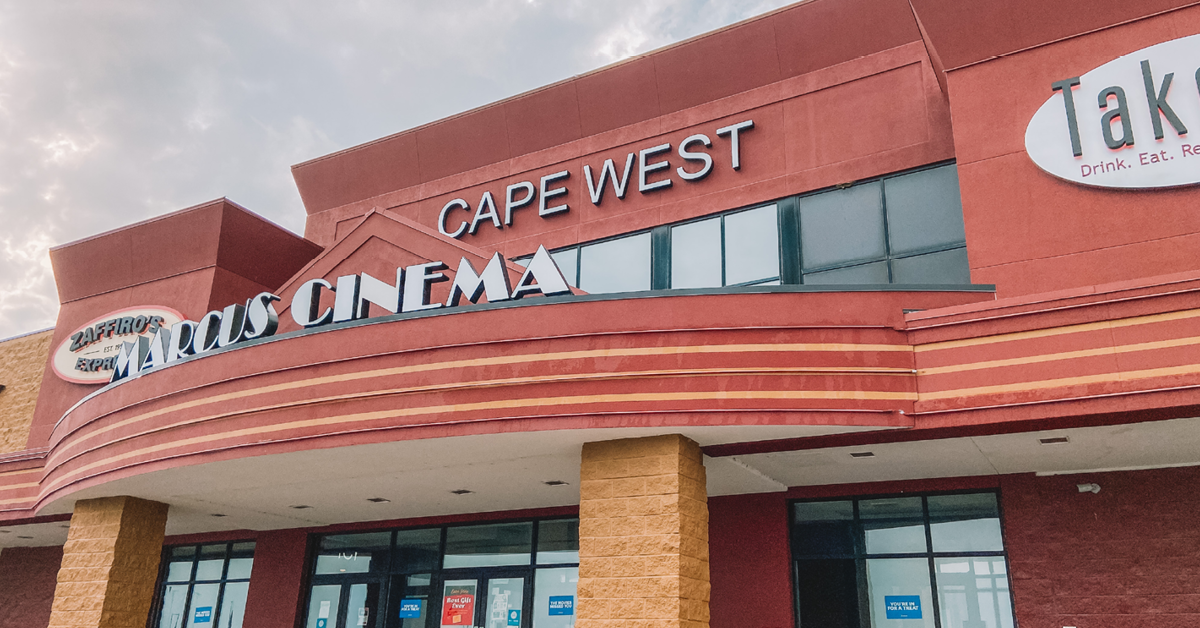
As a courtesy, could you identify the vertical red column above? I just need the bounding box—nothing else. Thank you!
[708,493,794,628]
[242,529,310,628]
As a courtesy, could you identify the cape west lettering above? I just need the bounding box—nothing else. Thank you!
[109,246,570,384]
[437,120,754,239]
[1025,34,1200,188]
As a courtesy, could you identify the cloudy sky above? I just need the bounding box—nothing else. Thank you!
[0,0,795,339]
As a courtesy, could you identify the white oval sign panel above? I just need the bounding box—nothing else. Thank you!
[53,306,184,385]
[1026,33,1200,188]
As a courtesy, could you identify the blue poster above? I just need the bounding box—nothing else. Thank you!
[399,599,423,619]
[194,607,213,624]
[507,609,521,626]
[884,596,922,619]
[548,596,574,616]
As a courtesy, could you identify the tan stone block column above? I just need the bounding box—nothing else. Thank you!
[578,434,709,628]
[49,496,170,628]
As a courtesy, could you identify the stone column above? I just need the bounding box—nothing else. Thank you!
[49,496,170,628]
[578,434,710,628]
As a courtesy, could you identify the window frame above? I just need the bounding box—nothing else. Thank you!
[516,160,968,291]
[302,516,580,628]
[787,489,1015,628]
[149,540,256,628]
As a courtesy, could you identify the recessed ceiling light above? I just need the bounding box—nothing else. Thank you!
[59,524,71,529]
[543,480,569,487]
[290,505,313,510]
[850,452,875,458]
[17,535,32,539]
[366,497,391,503]
[1039,436,1070,445]
[211,513,227,518]
[0,530,9,534]
[450,489,474,495]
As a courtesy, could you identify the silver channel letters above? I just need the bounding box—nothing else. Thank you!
[110,246,571,384]
[438,120,754,238]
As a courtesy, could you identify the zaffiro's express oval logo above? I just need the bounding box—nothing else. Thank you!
[1026,34,1200,188]
[53,306,184,385]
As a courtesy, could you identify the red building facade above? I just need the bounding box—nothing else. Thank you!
[2,2,1200,628]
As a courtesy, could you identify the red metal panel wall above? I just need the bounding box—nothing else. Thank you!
[709,493,794,628]
[1000,467,1200,628]
[0,546,62,628]
[943,4,1200,297]
[242,529,310,628]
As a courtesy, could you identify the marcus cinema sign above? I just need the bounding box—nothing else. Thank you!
[96,246,570,385]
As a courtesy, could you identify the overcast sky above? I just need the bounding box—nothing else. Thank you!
[0,0,795,339]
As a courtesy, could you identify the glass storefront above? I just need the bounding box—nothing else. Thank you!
[152,541,255,628]
[791,492,1014,628]
[304,518,579,628]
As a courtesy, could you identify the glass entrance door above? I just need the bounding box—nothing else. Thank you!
[438,579,478,628]
[431,571,528,628]
[306,582,382,628]
[481,576,525,628]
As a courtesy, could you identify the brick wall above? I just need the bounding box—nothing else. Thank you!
[0,545,64,628]
[0,329,53,453]
[1001,467,1200,628]
[50,496,169,628]
[578,434,710,628]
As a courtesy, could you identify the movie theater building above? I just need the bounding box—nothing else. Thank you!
[4,1,1200,627]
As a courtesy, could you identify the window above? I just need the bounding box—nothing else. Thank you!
[791,492,1014,628]
[578,232,651,294]
[304,518,579,628]
[801,165,968,284]
[153,541,255,628]
[671,205,780,288]
[515,162,971,292]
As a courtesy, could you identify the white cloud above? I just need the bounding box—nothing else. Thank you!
[0,0,795,338]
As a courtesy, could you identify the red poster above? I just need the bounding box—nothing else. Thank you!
[441,585,476,626]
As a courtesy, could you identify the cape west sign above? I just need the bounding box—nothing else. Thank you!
[102,246,571,385]
[438,119,754,239]
[1026,34,1200,188]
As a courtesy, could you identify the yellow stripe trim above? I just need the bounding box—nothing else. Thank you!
[0,469,40,479]
[46,388,917,493]
[920,335,1200,376]
[915,308,1200,353]
[919,362,1200,401]
[54,343,909,456]
[49,366,915,468]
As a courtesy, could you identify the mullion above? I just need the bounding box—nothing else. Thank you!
[719,215,727,287]
[178,546,198,628]
[210,542,233,628]
[777,198,801,285]
[879,177,896,284]
[923,496,944,628]
[852,500,870,628]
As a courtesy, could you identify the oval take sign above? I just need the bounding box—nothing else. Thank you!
[52,306,184,385]
[1025,33,1200,188]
